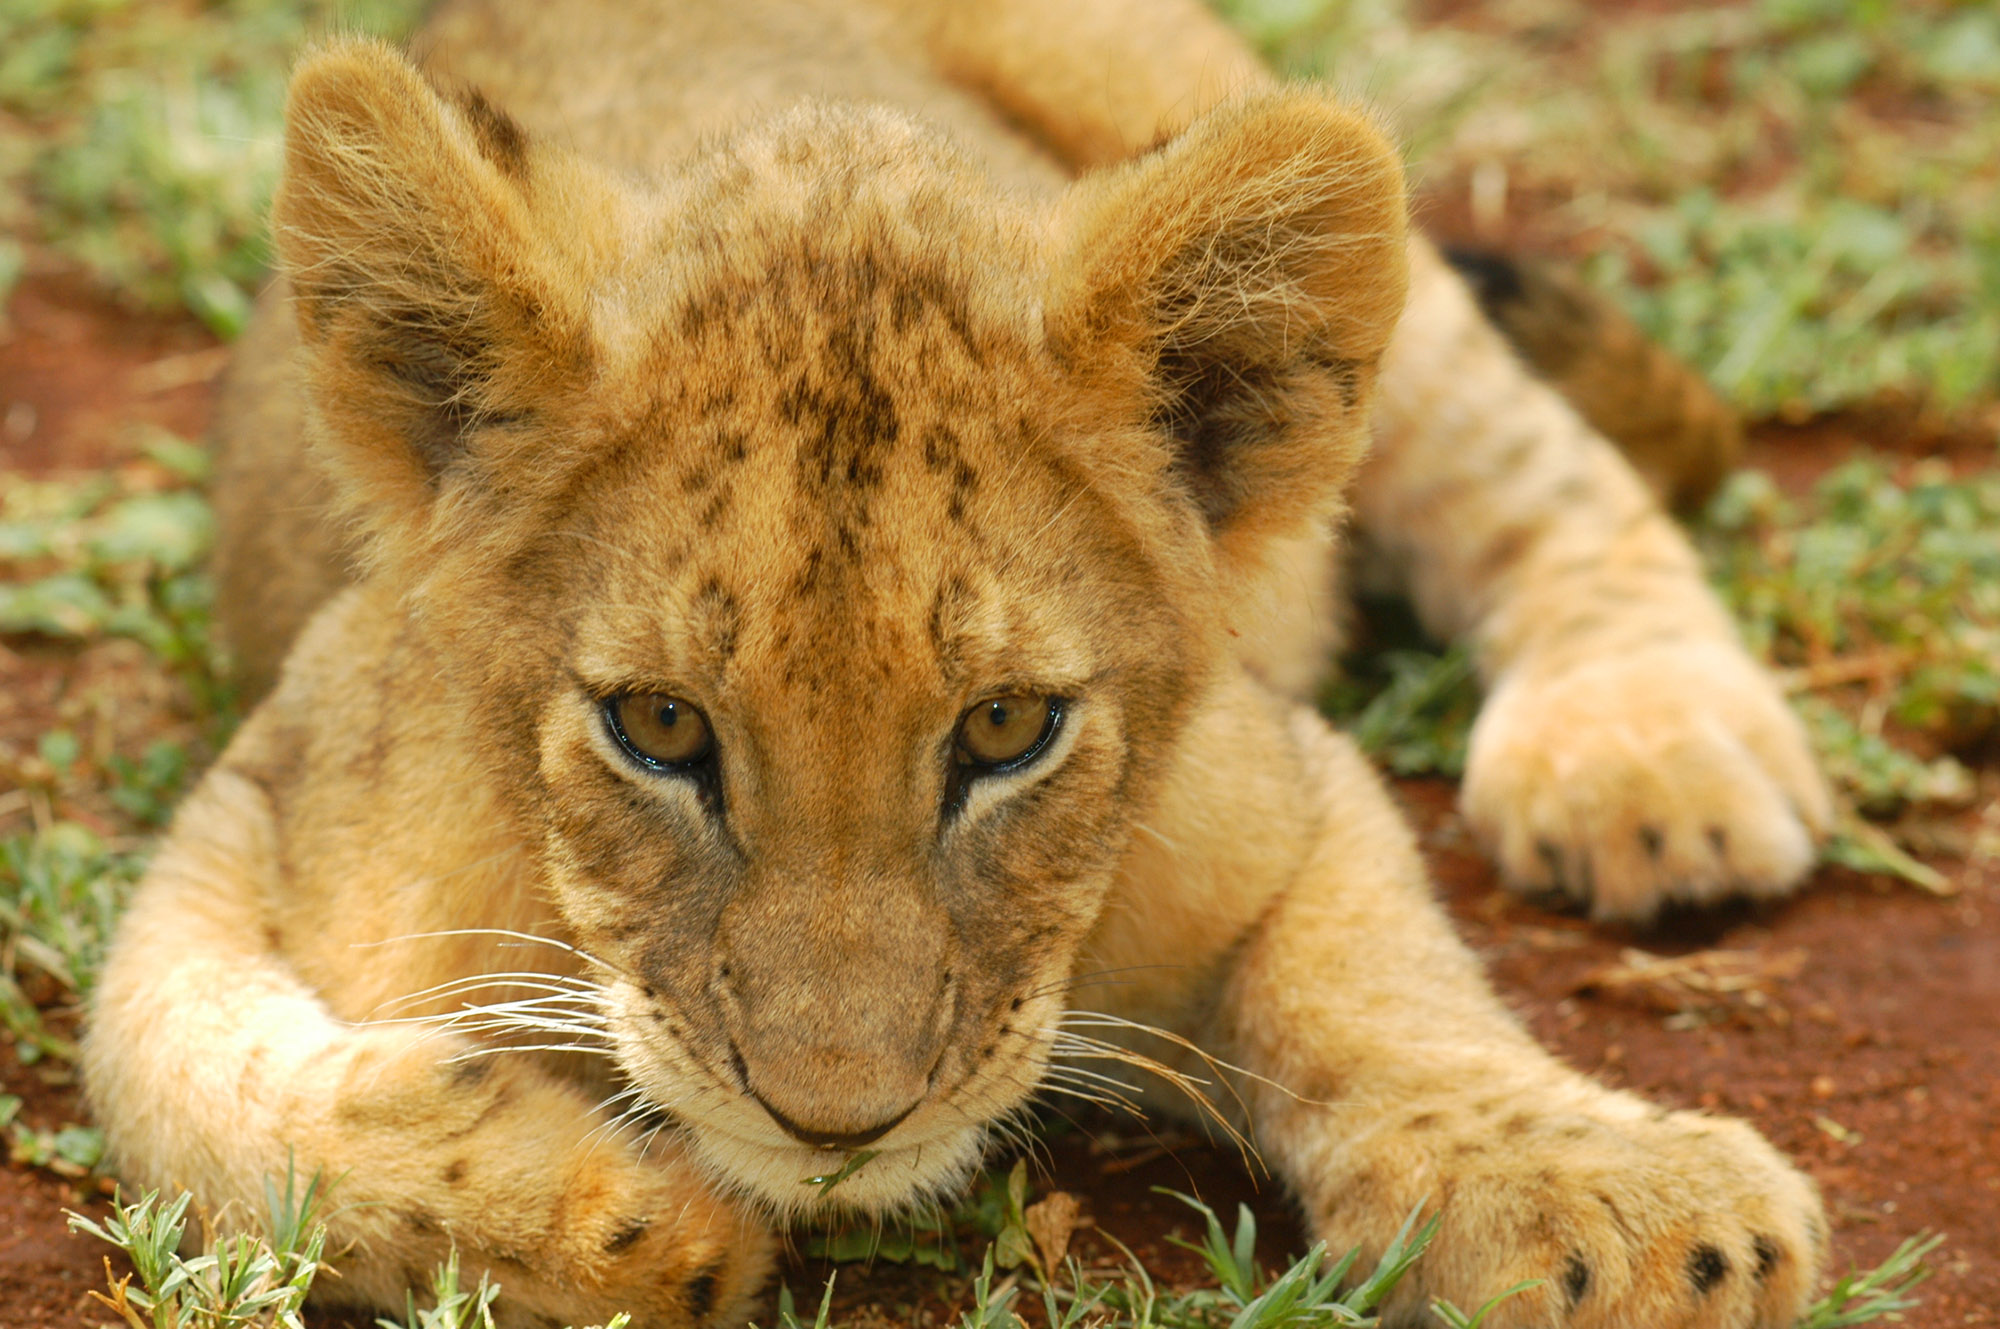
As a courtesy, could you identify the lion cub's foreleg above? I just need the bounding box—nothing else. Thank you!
[84,765,770,1328]
[1359,243,1832,919]
[1095,708,1824,1329]
[1220,718,1824,1328]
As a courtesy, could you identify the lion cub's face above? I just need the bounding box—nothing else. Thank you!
[275,43,1405,1214]
[535,152,1198,1210]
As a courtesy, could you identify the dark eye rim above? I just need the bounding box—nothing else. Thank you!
[603,693,717,773]
[954,696,1066,775]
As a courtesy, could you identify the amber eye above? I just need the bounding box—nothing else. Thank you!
[607,694,714,769]
[956,695,1059,769]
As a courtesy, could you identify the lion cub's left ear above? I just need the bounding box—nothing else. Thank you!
[1046,92,1408,564]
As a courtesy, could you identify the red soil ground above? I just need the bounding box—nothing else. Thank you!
[0,272,1993,1328]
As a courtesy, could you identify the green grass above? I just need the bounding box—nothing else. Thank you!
[7,0,1995,408]
[0,0,428,334]
[1703,458,1996,886]
[1320,643,1477,780]
[66,1171,1940,1329]
[1221,0,2000,418]
[0,448,229,1066]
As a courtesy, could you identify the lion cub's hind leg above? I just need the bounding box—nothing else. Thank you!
[84,761,771,1327]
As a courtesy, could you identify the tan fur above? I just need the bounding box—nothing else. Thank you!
[1447,248,1743,513]
[95,5,1832,1327]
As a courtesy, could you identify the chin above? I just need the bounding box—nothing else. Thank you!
[683,1119,994,1220]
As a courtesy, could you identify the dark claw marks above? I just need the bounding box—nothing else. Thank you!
[1753,1234,1782,1282]
[1537,838,1565,886]
[1688,1243,1730,1296]
[449,1057,494,1089]
[1535,838,1595,908]
[684,1260,724,1323]
[603,1216,650,1255]
[1563,1253,1592,1304]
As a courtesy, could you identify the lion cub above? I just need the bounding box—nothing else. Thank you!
[88,2,1828,1327]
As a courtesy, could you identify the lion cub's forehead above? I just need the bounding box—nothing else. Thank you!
[568,107,1122,701]
[606,102,1049,366]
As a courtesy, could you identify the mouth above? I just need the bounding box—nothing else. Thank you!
[605,982,1072,1218]
[676,1113,995,1219]
[616,1033,1053,1219]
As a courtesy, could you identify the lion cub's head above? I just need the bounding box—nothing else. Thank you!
[274,41,1405,1215]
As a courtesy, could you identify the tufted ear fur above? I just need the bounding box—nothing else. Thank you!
[273,39,618,571]
[1045,92,1408,574]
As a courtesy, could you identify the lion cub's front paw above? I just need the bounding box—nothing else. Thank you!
[1461,639,1832,919]
[1330,1098,1826,1329]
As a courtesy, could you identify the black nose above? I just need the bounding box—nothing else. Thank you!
[748,1090,919,1149]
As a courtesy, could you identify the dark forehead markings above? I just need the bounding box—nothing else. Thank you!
[927,574,974,679]
[921,425,957,473]
[697,488,734,531]
[783,319,898,497]
[888,262,982,362]
[671,235,1010,606]
[946,461,979,524]
[457,88,527,181]
[693,576,742,664]
[920,424,981,525]
[791,544,827,601]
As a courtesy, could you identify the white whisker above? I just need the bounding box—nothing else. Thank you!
[443,1042,619,1064]
[370,970,607,1015]
[353,927,625,978]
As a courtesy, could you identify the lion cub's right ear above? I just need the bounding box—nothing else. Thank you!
[275,40,615,564]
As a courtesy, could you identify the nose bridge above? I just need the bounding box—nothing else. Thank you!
[726,852,947,1029]
[717,845,956,1141]
[739,656,922,849]
[716,637,959,1139]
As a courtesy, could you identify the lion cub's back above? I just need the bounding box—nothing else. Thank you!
[421,0,1062,187]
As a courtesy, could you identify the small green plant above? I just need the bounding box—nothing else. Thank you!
[67,1182,326,1329]
[0,819,146,1063]
[1322,644,1478,779]
[1135,1188,1452,1326]
[68,1173,638,1329]
[0,460,224,695]
[768,1277,838,1329]
[1795,1232,1943,1329]
[804,1148,881,1198]
[7,1112,105,1176]
[376,1249,503,1329]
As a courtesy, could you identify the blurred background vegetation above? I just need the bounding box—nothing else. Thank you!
[0,0,1996,1130]
[0,0,425,335]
